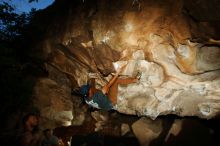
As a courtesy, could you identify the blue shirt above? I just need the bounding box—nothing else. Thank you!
[85,91,113,111]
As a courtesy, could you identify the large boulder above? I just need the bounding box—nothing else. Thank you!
[132,117,163,146]
[28,0,220,120]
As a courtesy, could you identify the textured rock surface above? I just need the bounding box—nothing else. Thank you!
[132,117,163,146]
[28,0,220,121]
[121,123,131,136]
[33,76,73,128]
[115,46,220,119]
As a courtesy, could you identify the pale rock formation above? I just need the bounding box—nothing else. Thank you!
[114,39,220,119]
[121,123,131,136]
[165,119,183,142]
[132,117,163,146]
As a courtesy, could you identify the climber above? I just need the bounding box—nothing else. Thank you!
[80,64,141,110]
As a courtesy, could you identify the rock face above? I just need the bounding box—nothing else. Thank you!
[33,77,73,129]
[132,117,163,146]
[115,46,220,119]
[28,0,220,122]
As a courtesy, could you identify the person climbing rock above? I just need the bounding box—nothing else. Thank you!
[80,64,141,110]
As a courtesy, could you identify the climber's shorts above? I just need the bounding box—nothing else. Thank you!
[85,91,113,111]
